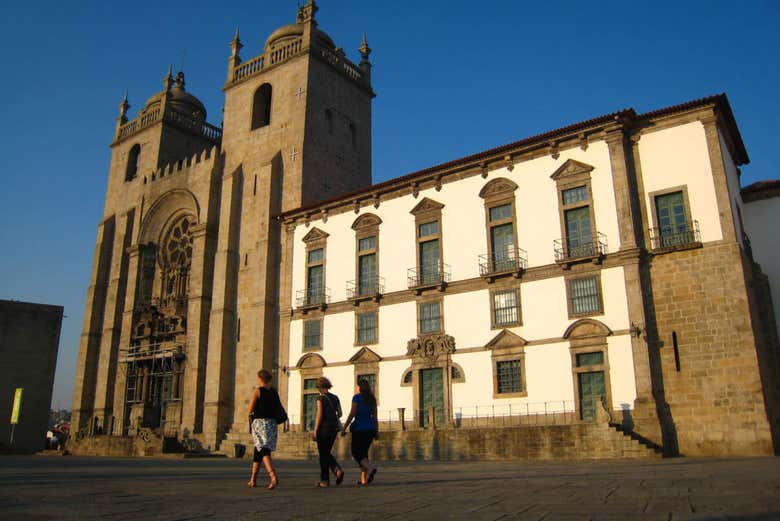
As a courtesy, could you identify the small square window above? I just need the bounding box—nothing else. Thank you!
[496,360,522,394]
[358,236,376,251]
[489,204,513,222]
[356,312,377,344]
[562,186,588,205]
[303,319,322,350]
[576,352,604,367]
[570,277,601,315]
[419,301,442,334]
[418,221,439,238]
[303,378,318,390]
[493,289,519,326]
[307,248,324,264]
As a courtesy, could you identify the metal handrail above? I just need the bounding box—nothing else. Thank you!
[649,220,701,250]
[554,232,607,262]
[296,287,331,308]
[346,276,385,299]
[407,262,451,288]
[478,248,528,276]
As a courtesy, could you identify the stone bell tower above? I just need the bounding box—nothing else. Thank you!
[202,0,375,447]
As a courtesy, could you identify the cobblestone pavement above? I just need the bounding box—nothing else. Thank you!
[0,455,778,521]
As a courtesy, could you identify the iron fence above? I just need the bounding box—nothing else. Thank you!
[649,220,701,250]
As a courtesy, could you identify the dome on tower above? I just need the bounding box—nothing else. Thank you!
[264,22,335,51]
[142,71,207,121]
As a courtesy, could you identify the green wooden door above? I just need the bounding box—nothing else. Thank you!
[303,394,318,431]
[565,206,593,257]
[655,191,688,247]
[578,371,606,420]
[419,368,445,427]
[490,223,515,270]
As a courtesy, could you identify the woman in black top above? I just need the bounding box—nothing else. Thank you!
[312,376,345,487]
[247,369,286,489]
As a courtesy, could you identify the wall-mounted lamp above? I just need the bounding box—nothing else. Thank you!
[630,322,643,339]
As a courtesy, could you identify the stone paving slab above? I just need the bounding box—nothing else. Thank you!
[0,456,778,520]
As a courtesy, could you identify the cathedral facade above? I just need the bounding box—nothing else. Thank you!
[72,2,779,457]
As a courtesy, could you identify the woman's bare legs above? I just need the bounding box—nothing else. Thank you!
[248,462,260,487]
[263,454,278,489]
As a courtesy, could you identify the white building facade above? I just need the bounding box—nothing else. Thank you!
[277,96,778,451]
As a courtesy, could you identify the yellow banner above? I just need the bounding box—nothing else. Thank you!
[10,388,23,424]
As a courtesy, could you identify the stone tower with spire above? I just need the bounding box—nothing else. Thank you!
[210,0,374,445]
[71,1,374,451]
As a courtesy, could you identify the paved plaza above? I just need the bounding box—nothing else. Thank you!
[0,455,778,520]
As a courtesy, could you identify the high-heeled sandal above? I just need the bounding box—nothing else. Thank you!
[267,469,279,490]
[335,469,345,486]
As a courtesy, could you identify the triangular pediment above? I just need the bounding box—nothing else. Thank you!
[550,159,595,181]
[409,197,444,215]
[349,346,382,364]
[479,177,518,199]
[485,329,528,350]
[351,213,383,230]
[296,352,327,369]
[301,227,329,243]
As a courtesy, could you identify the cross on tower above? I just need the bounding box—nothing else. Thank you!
[295,87,306,99]
[289,147,299,161]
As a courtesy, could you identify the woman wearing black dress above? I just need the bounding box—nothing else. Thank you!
[247,369,285,489]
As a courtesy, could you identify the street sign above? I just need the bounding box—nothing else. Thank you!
[10,388,23,424]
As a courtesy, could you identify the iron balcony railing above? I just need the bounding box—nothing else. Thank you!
[554,232,608,262]
[346,275,385,300]
[296,287,331,308]
[649,220,701,250]
[478,248,528,277]
[407,262,452,289]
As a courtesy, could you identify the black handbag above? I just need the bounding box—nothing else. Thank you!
[275,393,288,425]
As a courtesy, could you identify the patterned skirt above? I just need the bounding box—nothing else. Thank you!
[251,418,278,453]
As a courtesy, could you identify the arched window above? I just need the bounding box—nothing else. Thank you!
[126,144,140,181]
[160,215,195,311]
[251,83,272,129]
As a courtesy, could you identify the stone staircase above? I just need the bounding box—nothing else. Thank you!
[609,423,665,458]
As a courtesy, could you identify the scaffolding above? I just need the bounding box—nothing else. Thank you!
[119,342,186,435]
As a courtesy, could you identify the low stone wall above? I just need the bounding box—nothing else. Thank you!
[227,419,659,461]
[66,434,164,457]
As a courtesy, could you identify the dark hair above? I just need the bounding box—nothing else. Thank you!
[357,378,376,408]
[257,369,273,383]
[316,376,333,390]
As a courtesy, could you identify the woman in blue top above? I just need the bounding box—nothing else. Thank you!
[341,378,378,485]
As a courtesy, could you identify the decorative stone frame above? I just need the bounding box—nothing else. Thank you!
[564,319,613,421]
[647,185,701,252]
[486,329,529,399]
[353,303,379,346]
[301,227,329,310]
[301,316,324,352]
[416,296,444,336]
[405,332,457,427]
[479,178,521,280]
[409,197,446,292]
[489,286,522,329]
[565,272,605,319]
[350,347,381,405]
[550,159,600,264]
[296,352,326,430]
[350,213,382,303]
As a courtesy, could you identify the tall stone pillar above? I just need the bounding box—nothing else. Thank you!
[605,123,641,251]
[93,210,134,430]
[71,216,116,431]
[276,223,297,408]
[180,222,213,436]
[202,169,242,448]
[111,242,143,435]
[700,112,738,243]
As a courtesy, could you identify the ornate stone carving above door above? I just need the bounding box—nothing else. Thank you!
[406,333,456,364]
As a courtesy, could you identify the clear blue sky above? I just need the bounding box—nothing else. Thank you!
[0,1,778,410]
